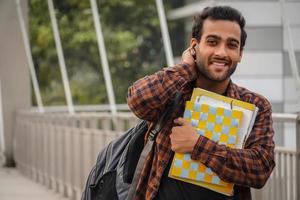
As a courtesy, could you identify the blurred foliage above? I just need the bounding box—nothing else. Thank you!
[29,0,184,105]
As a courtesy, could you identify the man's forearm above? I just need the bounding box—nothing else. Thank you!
[191,135,275,188]
[190,104,275,188]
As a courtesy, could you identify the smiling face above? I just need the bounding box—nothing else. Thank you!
[192,19,243,83]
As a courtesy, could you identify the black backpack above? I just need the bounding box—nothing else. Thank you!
[81,92,182,200]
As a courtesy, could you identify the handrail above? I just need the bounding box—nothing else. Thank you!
[30,104,130,113]
[23,110,300,119]
[275,146,297,154]
[272,113,299,123]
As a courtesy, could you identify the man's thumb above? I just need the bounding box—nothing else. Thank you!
[174,117,189,126]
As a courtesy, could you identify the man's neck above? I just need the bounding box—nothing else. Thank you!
[195,76,230,95]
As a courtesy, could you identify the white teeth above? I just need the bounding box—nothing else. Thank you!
[212,62,226,66]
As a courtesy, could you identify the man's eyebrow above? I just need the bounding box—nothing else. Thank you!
[205,35,240,44]
[205,35,221,40]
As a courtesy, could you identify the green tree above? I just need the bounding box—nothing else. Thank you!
[29,0,184,106]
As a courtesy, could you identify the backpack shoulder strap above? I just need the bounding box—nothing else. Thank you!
[148,91,183,141]
[126,91,182,200]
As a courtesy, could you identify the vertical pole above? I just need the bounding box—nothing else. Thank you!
[155,0,174,66]
[89,0,117,123]
[280,5,300,197]
[296,113,300,200]
[47,0,74,114]
[0,80,6,165]
[15,0,44,113]
[280,0,300,104]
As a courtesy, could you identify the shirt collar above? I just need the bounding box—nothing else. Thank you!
[225,80,241,100]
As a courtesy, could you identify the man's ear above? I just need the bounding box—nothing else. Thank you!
[190,38,198,48]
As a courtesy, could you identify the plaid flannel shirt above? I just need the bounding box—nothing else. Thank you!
[127,63,275,200]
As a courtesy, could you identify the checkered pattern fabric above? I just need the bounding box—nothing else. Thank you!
[127,63,275,199]
[170,101,243,186]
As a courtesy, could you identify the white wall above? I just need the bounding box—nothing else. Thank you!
[0,0,31,166]
[232,51,284,103]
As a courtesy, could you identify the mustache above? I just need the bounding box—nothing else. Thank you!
[209,56,231,64]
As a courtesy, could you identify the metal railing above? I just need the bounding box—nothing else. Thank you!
[14,111,300,200]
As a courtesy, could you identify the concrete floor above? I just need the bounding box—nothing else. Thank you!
[0,167,69,200]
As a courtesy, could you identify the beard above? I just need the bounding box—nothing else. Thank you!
[195,57,237,82]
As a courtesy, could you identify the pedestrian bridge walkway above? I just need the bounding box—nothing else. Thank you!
[7,111,299,200]
[0,167,69,200]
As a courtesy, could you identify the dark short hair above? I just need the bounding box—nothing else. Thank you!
[192,6,247,50]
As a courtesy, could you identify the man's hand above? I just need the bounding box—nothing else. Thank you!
[170,117,199,153]
[181,47,196,67]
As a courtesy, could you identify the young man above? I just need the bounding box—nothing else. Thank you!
[127,6,275,200]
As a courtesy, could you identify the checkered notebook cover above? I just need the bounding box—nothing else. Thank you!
[169,88,258,196]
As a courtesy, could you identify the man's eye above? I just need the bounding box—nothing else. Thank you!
[228,43,238,49]
[207,40,217,45]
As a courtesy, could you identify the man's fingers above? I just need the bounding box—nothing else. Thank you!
[181,47,195,66]
[182,48,191,56]
[174,117,189,126]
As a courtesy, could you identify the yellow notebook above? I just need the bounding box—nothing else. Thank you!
[168,88,258,196]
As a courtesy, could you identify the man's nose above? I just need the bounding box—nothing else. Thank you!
[214,44,228,57]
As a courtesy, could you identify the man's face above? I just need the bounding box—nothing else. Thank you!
[193,19,243,82]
